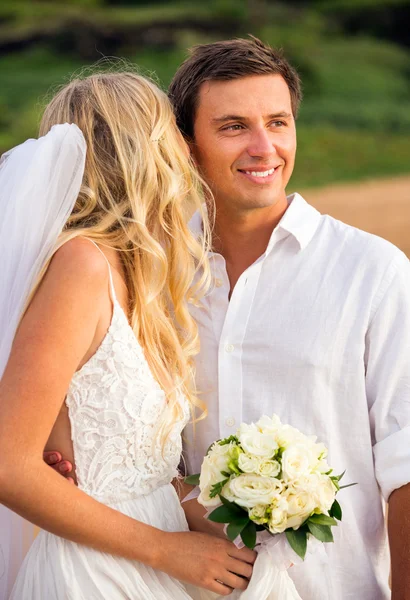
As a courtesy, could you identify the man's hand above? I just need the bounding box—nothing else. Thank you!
[43,451,75,484]
[389,482,410,599]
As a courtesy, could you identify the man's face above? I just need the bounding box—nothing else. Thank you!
[191,74,297,214]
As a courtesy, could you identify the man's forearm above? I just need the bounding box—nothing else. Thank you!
[388,482,410,599]
[174,479,226,538]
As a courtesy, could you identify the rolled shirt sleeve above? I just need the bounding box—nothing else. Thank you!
[366,251,410,501]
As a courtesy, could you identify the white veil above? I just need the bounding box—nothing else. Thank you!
[0,123,86,598]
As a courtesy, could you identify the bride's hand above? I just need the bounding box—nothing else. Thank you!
[154,530,256,595]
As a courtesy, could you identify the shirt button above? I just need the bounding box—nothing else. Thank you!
[215,278,223,288]
[224,343,234,353]
[226,417,236,427]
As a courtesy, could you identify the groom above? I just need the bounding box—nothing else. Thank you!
[48,38,410,598]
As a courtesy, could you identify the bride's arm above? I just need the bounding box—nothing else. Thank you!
[0,241,158,563]
[0,240,255,595]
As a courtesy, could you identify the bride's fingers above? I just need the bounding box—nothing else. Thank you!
[229,545,257,564]
[226,557,253,579]
[219,569,249,591]
[212,581,234,596]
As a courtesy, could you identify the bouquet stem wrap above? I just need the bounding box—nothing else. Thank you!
[239,534,301,599]
[234,533,327,600]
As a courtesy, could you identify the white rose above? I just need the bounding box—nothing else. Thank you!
[198,485,220,508]
[199,443,230,487]
[292,473,321,494]
[238,453,260,473]
[257,460,281,478]
[238,423,278,459]
[286,473,335,515]
[281,444,311,482]
[275,425,304,450]
[268,508,288,534]
[198,443,232,507]
[315,476,336,514]
[229,474,282,509]
[315,458,331,474]
[285,489,317,529]
[255,414,282,434]
[307,441,329,472]
[198,479,233,508]
[249,504,269,524]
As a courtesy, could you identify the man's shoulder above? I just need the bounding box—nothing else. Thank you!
[318,213,406,265]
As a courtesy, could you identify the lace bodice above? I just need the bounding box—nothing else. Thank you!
[65,252,189,505]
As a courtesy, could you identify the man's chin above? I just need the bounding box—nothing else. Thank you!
[240,188,287,208]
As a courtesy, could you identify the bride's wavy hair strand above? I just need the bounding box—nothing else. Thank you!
[35,66,213,445]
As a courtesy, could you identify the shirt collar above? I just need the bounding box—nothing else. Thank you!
[188,193,321,254]
[268,192,321,253]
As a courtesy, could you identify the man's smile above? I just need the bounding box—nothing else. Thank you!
[237,165,281,184]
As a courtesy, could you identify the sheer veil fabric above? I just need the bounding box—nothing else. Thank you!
[0,124,86,598]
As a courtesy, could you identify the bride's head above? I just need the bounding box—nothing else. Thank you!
[39,70,212,435]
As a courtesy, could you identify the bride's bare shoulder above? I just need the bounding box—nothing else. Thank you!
[48,237,109,288]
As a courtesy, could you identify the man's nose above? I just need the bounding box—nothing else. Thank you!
[247,128,275,159]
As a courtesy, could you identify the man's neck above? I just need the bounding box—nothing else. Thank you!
[212,198,289,293]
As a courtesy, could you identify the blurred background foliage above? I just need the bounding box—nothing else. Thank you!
[0,0,409,188]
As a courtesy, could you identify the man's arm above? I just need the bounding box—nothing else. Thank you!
[365,251,410,598]
[173,479,226,538]
[389,483,410,599]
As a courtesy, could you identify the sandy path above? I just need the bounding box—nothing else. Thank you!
[301,175,410,257]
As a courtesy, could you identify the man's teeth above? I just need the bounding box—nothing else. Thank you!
[244,168,275,178]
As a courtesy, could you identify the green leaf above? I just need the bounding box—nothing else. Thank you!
[208,505,243,523]
[339,482,358,490]
[286,529,307,560]
[334,470,346,482]
[219,495,244,513]
[308,514,337,527]
[226,518,250,542]
[329,499,342,521]
[330,477,340,491]
[219,436,239,446]
[240,521,257,549]
[228,460,241,474]
[209,479,229,499]
[307,522,334,543]
[184,474,200,486]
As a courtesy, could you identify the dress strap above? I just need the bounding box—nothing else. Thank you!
[82,238,117,303]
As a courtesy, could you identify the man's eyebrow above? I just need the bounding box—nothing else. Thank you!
[211,112,292,124]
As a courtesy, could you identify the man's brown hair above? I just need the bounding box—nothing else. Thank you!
[168,36,302,139]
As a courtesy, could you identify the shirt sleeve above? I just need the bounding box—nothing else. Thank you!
[365,250,410,501]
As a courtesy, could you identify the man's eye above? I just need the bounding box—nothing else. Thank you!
[222,124,244,131]
[270,120,286,127]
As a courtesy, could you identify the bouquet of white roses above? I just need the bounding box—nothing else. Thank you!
[186,415,353,599]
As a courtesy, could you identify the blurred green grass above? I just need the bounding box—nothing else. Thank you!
[0,0,409,188]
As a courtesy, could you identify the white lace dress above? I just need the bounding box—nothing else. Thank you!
[10,260,213,600]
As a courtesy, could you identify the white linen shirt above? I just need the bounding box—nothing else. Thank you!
[184,193,410,600]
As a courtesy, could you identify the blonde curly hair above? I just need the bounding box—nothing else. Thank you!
[36,69,212,443]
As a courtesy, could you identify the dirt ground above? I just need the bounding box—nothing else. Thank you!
[302,175,410,257]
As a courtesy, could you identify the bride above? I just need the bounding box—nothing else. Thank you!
[0,71,255,599]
